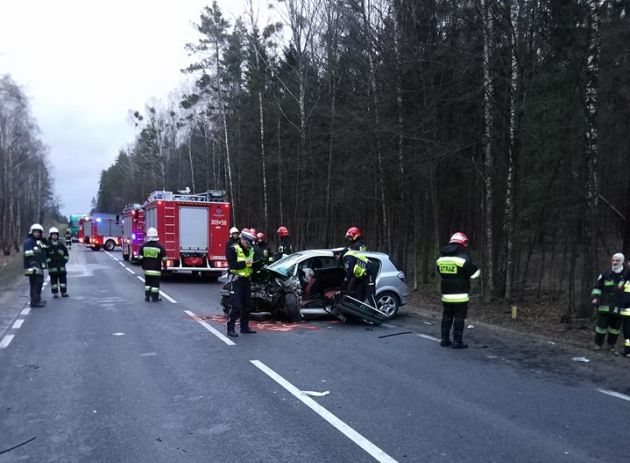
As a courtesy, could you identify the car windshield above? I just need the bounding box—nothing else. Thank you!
[267,252,304,276]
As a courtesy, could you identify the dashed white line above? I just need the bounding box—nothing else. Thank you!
[0,334,15,349]
[125,267,135,275]
[184,310,235,346]
[12,319,24,329]
[417,334,440,342]
[597,388,630,402]
[251,360,398,463]
[159,291,177,304]
[21,308,31,316]
[136,275,144,282]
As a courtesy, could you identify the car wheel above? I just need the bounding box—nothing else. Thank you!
[104,239,115,251]
[376,291,399,319]
[284,293,302,323]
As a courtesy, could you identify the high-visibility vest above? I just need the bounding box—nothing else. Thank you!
[230,244,254,278]
[345,250,368,278]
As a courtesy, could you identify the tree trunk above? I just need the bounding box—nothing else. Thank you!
[481,0,495,300]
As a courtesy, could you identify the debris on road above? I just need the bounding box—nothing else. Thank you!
[0,436,37,455]
[378,331,413,339]
[571,356,590,363]
[467,324,475,329]
[423,321,433,326]
[301,390,330,397]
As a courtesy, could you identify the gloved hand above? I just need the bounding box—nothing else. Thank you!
[245,258,253,267]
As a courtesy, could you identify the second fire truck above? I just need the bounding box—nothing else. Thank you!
[121,203,144,262]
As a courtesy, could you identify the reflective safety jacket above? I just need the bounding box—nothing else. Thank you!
[274,237,293,261]
[23,235,46,276]
[591,268,626,315]
[436,244,480,304]
[138,241,167,276]
[258,241,274,265]
[227,243,254,278]
[349,239,367,252]
[46,240,69,273]
[620,270,630,317]
[343,250,370,281]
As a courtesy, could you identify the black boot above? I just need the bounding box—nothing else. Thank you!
[452,341,468,349]
[145,294,150,302]
[227,330,239,337]
[440,339,452,347]
[241,327,257,334]
[62,293,69,298]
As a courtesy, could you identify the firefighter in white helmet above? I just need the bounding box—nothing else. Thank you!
[23,223,46,307]
[45,227,70,298]
[138,227,167,302]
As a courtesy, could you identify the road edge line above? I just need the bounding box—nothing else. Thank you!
[250,359,398,463]
[184,310,235,346]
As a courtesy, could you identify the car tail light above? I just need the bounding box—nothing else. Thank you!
[397,272,406,282]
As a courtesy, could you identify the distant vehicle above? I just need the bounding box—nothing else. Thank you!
[68,214,85,240]
[121,204,144,263]
[82,213,123,251]
[220,249,409,323]
[142,190,230,280]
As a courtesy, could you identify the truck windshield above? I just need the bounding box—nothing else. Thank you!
[267,253,303,277]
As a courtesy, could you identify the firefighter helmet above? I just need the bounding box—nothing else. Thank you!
[29,223,44,234]
[146,227,159,241]
[48,227,60,236]
[229,227,239,235]
[345,226,361,241]
[256,232,266,242]
[449,232,469,247]
[277,226,289,237]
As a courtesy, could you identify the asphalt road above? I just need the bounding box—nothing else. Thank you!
[1,247,629,462]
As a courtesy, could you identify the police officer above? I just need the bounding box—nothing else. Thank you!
[345,226,367,251]
[138,227,167,302]
[275,226,293,261]
[591,253,625,351]
[436,232,480,349]
[257,232,274,266]
[65,229,72,249]
[23,223,46,307]
[226,230,257,337]
[46,227,70,298]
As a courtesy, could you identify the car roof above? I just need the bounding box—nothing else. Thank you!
[296,249,392,260]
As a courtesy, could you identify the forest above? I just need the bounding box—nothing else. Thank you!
[94,0,630,320]
[0,75,61,255]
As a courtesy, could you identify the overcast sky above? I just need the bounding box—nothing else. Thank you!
[0,0,255,216]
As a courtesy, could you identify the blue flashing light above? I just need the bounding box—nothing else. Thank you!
[131,233,136,240]
[96,217,102,223]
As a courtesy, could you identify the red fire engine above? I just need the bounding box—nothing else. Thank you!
[81,213,124,251]
[121,204,145,262]
[142,190,230,279]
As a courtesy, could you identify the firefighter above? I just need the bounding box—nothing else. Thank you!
[345,226,367,251]
[275,226,293,261]
[23,223,46,308]
[591,253,625,351]
[436,232,480,349]
[46,227,69,298]
[340,246,376,305]
[226,230,257,337]
[257,232,274,266]
[65,229,72,249]
[226,227,240,258]
[138,227,167,302]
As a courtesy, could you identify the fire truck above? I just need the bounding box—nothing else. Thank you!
[121,204,145,262]
[81,213,124,251]
[142,190,230,279]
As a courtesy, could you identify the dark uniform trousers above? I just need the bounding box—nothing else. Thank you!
[49,269,67,295]
[29,274,44,305]
[145,275,161,299]
[227,277,253,332]
[441,302,468,343]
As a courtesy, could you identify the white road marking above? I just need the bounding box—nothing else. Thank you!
[597,388,630,402]
[184,310,235,346]
[134,276,177,303]
[382,323,397,328]
[21,308,31,316]
[251,360,398,463]
[0,334,15,349]
[125,267,135,275]
[112,332,125,336]
[118,262,125,267]
[140,352,157,357]
[417,334,440,342]
[12,319,24,329]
